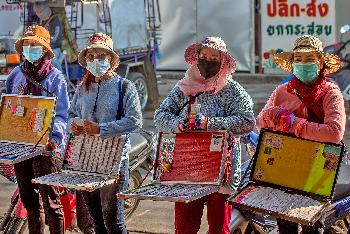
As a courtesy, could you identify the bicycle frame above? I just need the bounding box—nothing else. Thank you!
[13,188,27,219]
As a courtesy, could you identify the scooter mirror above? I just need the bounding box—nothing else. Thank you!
[340,24,350,34]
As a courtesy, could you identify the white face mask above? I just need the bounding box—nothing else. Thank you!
[86,59,111,77]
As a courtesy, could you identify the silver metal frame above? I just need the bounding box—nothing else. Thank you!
[118,131,227,202]
[0,94,56,164]
[32,135,126,191]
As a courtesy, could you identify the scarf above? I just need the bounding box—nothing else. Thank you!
[287,75,329,123]
[22,54,53,95]
[177,65,229,96]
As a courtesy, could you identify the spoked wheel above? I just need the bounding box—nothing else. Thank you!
[8,217,27,234]
[0,203,16,232]
[124,170,142,220]
[127,72,149,111]
[0,193,19,233]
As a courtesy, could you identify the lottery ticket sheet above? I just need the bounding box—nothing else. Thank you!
[118,131,227,203]
[32,134,125,191]
[0,95,56,164]
[229,129,344,226]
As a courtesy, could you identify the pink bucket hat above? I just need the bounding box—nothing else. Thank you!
[184,36,237,77]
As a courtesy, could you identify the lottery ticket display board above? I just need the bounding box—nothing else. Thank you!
[230,130,344,226]
[118,131,226,202]
[0,94,56,164]
[33,134,125,191]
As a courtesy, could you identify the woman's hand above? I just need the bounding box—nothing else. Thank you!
[42,140,56,157]
[263,106,294,132]
[71,122,83,136]
[178,114,208,132]
[83,120,100,135]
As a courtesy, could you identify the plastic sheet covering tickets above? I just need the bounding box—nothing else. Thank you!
[229,130,344,226]
[32,133,125,191]
[0,94,56,164]
[118,131,227,202]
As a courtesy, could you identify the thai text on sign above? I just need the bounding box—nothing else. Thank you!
[261,0,335,72]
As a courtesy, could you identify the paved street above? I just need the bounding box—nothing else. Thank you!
[1,75,350,233]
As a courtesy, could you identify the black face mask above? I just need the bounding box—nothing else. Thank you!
[197,58,221,79]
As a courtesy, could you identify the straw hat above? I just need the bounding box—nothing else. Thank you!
[184,36,236,77]
[273,35,341,75]
[78,33,119,69]
[15,25,54,58]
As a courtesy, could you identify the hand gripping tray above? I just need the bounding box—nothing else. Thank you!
[32,133,125,191]
[118,131,227,203]
[0,94,56,164]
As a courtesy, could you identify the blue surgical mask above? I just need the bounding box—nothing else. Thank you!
[86,59,111,77]
[292,62,319,84]
[22,46,43,63]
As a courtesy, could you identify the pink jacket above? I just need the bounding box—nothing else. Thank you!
[256,81,346,144]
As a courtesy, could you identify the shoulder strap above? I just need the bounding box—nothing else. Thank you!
[121,78,129,98]
[116,78,130,120]
[19,66,55,97]
[175,91,204,116]
[42,14,56,28]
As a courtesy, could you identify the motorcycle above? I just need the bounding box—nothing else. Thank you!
[322,24,350,100]
[0,129,155,234]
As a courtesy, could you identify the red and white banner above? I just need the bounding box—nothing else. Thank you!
[261,0,336,73]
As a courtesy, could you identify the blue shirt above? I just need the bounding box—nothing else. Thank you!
[69,76,143,161]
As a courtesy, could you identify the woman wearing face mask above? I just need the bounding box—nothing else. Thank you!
[5,25,69,234]
[154,37,255,234]
[69,33,142,234]
[256,35,345,233]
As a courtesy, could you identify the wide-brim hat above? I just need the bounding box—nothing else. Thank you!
[78,33,119,70]
[15,25,54,58]
[273,35,341,75]
[184,36,236,77]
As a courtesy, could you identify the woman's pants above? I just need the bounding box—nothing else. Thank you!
[82,160,129,234]
[76,191,95,234]
[175,192,232,234]
[14,156,64,234]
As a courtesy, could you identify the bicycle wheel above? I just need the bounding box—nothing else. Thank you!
[124,170,142,220]
[8,217,27,234]
[0,194,18,232]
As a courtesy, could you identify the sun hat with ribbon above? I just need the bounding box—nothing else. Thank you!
[184,36,236,77]
[273,35,341,75]
[78,33,119,70]
[15,25,54,58]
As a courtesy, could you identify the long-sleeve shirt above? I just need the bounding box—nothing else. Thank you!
[154,78,255,190]
[44,15,62,49]
[5,66,69,148]
[69,76,142,161]
[256,81,346,144]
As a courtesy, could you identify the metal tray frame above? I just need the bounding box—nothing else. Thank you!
[228,129,344,226]
[118,131,227,202]
[32,135,125,191]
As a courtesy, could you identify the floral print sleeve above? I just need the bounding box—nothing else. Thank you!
[154,85,187,132]
[207,81,255,136]
[155,79,255,136]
